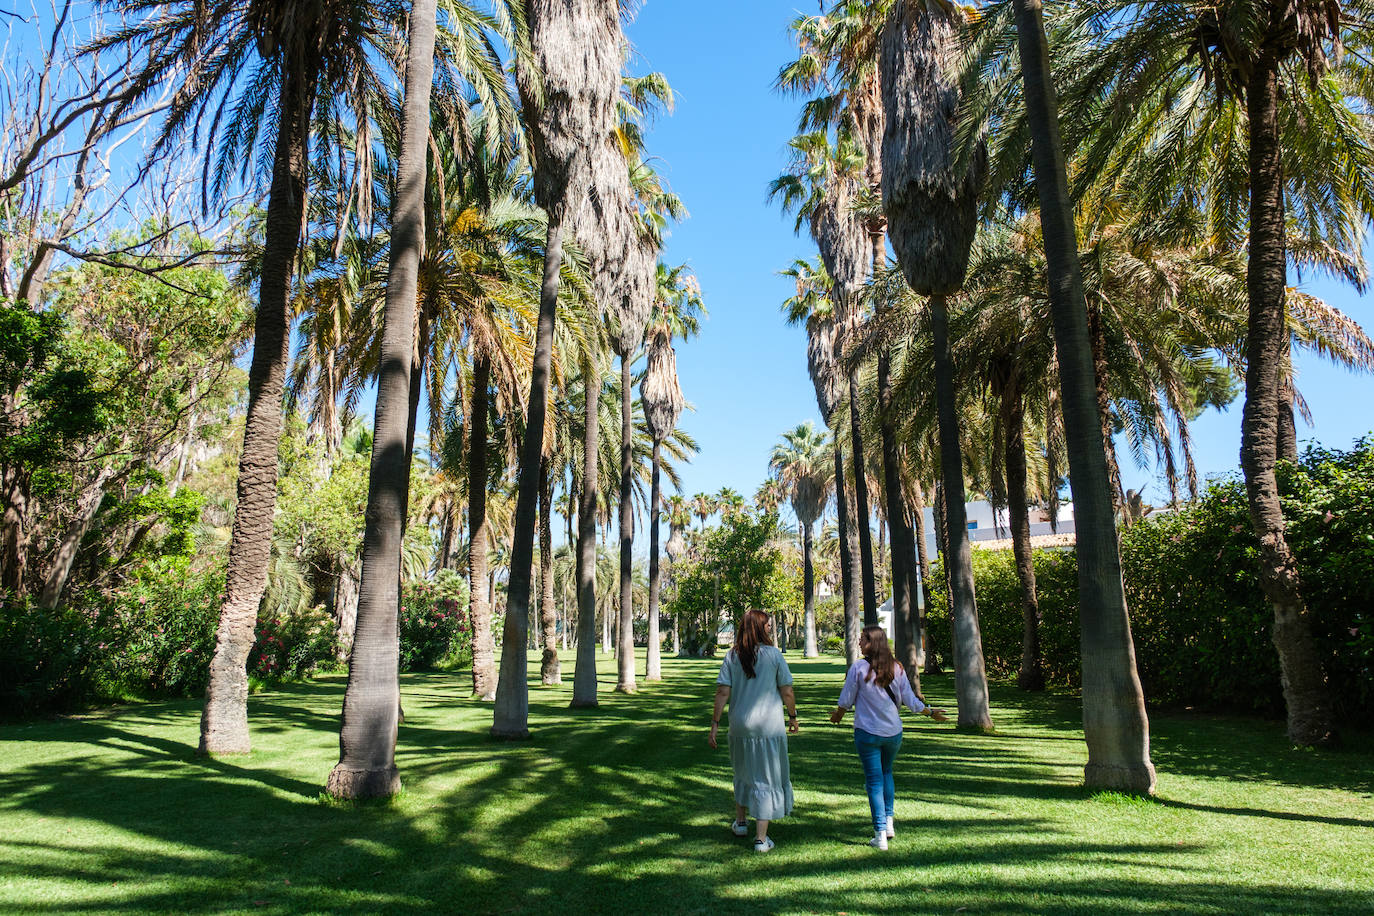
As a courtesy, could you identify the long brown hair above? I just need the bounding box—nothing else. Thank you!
[861,625,898,688]
[735,609,774,678]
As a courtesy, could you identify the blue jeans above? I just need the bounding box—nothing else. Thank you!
[854,727,902,834]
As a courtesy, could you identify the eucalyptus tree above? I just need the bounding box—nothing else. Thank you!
[780,256,861,661]
[497,0,643,736]
[879,0,992,729]
[640,261,705,680]
[770,421,831,657]
[100,0,517,756]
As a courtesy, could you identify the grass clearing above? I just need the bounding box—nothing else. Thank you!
[2,651,1371,914]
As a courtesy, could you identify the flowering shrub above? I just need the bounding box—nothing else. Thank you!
[249,605,336,681]
[399,579,471,671]
[925,437,1374,724]
[88,557,223,699]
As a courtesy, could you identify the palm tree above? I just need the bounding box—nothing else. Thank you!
[1043,0,1374,749]
[325,0,439,799]
[770,421,831,657]
[101,0,514,756]
[640,262,704,681]
[494,0,638,737]
[692,492,717,529]
[780,256,862,661]
[572,356,609,707]
[982,0,1157,787]
[879,0,992,730]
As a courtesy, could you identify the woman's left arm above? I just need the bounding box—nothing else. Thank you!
[779,685,799,734]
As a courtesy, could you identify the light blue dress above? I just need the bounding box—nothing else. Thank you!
[717,645,794,820]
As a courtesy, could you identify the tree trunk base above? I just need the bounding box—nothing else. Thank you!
[1084,761,1157,795]
[540,649,561,686]
[1017,667,1046,692]
[955,722,996,736]
[325,764,400,799]
[569,699,599,709]
[200,671,251,755]
[489,726,530,741]
[614,685,637,695]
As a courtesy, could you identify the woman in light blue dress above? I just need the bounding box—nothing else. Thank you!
[708,609,798,853]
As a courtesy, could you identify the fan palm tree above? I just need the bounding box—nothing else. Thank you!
[770,130,881,629]
[780,256,863,661]
[879,0,992,730]
[495,0,638,737]
[640,261,704,680]
[770,421,832,657]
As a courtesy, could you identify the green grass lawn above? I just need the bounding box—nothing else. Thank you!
[2,651,1372,915]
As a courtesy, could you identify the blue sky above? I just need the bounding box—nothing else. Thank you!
[624,0,1374,508]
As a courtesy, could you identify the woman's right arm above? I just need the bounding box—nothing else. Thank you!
[708,684,730,749]
[831,663,859,724]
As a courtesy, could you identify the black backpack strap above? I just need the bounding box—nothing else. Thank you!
[883,682,901,709]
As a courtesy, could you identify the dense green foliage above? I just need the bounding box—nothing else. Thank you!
[398,575,472,672]
[3,566,475,716]
[927,438,1374,723]
[667,512,800,656]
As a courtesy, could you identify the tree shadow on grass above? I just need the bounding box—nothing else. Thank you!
[1,658,1372,914]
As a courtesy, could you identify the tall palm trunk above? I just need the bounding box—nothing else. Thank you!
[878,348,917,673]
[1242,51,1334,746]
[326,0,436,797]
[646,441,664,679]
[1013,0,1155,791]
[912,485,934,673]
[930,294,992,730]
[847,373,879,625]
[802,520,818,657]
[1002,385,1044,690]
[200,66,314,756]
[1086,300,1124,511]
[539,456,560,684]
[834,442,860,663]
[616,355,636,693]
[572,358,600,707]
[467,355,496,700]
[491,209,567,738]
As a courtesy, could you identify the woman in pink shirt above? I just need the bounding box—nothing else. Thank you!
[830,626,949,850]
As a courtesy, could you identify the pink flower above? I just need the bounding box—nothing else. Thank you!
[1324,510,1336,524]
[1232,524,1245,533]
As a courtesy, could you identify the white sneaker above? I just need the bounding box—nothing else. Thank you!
[754,836,775,853]
[729,820,748,837]
[869,831,888,851]
[886,816,895,839]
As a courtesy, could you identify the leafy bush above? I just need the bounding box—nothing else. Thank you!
[926,437,1374,724]
[86,557,224,699]
[399,576,471,671]
[249,605,337,681]
[925,548,1081,686]
[0,595,99,716]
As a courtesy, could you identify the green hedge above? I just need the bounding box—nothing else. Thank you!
[926,437,1374,723]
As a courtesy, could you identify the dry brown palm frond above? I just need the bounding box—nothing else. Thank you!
[641,325,685,441]
[879,0,985,296]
